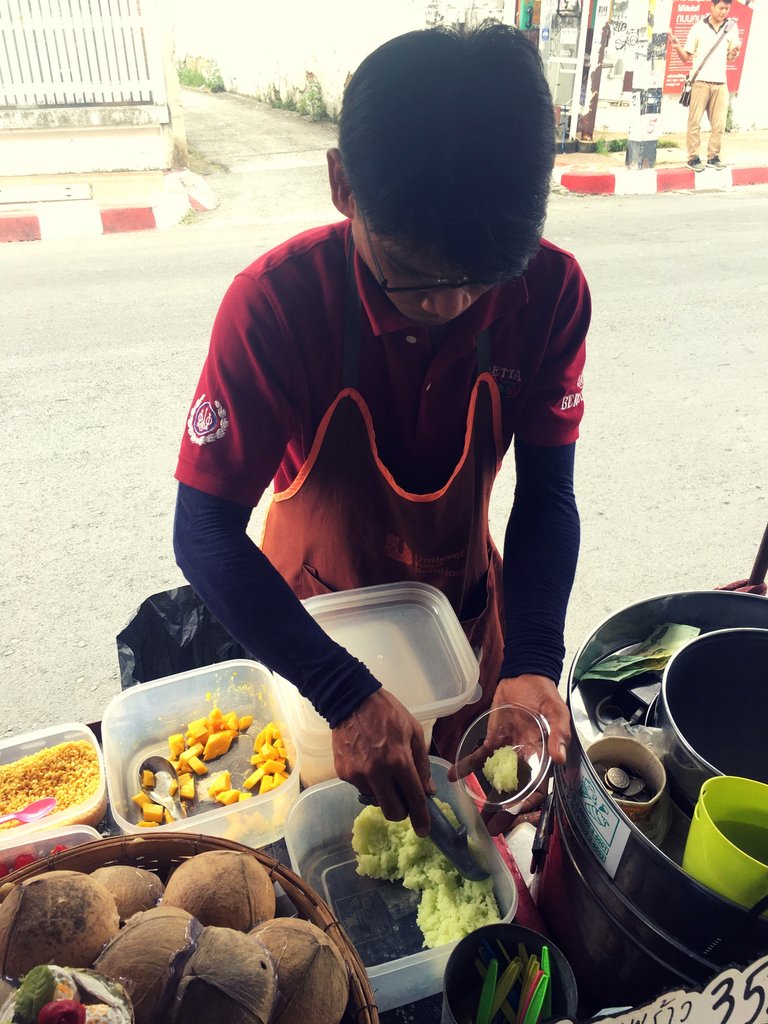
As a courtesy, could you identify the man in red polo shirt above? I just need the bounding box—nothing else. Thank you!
[174,23,590,837]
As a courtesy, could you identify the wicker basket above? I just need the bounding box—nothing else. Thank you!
[0,832,379,1024]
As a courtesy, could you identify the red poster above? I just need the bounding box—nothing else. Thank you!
[662,0,753,93]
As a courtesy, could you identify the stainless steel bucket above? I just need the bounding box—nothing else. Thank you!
[655,627,768,813]
[537,590,768,1012]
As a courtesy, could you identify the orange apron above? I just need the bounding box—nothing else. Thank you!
[261,243,507,758]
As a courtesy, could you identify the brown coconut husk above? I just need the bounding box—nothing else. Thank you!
[0,870,119,976]
[171,926,277,1024]
[250,918,349,1024]
[95,904,199,1024]
[91,865,165,922]
[162,849,275,930]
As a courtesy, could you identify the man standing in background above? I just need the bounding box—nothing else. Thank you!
[669,0,740,171]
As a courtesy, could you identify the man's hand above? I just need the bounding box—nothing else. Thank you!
[449,674,571,835]
[332,689,435,837]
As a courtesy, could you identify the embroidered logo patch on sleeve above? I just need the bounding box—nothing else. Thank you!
[187,394,229,446]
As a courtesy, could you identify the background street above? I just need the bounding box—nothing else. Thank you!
[2,89,767,735]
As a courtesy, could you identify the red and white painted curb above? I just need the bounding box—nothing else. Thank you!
[554,163,768,195]
[0,170,218,243]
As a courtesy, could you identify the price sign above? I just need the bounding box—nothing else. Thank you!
[550,954,768,1024]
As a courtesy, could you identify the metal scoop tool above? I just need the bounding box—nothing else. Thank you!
[138,755,184,821]
[358,791,490,882]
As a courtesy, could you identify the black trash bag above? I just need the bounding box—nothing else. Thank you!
[116,585,249,689]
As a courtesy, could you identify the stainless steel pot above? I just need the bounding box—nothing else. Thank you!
[655,626,768,813]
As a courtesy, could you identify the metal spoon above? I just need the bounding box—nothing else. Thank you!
[138,755,183,821]
[0,796,57,826]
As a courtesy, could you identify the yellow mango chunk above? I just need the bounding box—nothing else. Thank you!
[177,772,193,788]
[202,729,235,762]
[238,791,253,801]
[215,789,241,806]
[208,771,231,797]
[259,775,275,795]
[260,743,278,759]
[187,755,208,776]
[179,779,196,800]
[238,715,253,732]
[168,780,178,797]
[131,791,153,808]
[138,820,160,828]
[222,711,239,732]
[141,769,156,788]
[244,768,265,791]
[143,803,164,824]
[168,734,186,758]
[163,809,174,825]
[180,742,204,762]
[261,759,285,775]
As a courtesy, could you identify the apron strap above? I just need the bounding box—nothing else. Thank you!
[343,236,493,385]
[342,238,363,388]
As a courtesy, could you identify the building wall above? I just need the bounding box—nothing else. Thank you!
[172,0,766,133]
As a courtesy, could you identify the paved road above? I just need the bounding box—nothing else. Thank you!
[2,89,767,737]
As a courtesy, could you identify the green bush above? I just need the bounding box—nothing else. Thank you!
[177,60,225,94]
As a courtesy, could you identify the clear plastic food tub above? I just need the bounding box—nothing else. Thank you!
[284,757,518,1012]
[0,825,102,876]
[102,660,301,848]
[275,582,481,786]
[0,723,107,836]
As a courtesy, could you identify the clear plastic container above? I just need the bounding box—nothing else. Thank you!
[0,723,107,836]
[102,660,301,848]
[284,757,518,1012]
[0,824,102,875]
[454,704,551,815]
[275,583,481,786]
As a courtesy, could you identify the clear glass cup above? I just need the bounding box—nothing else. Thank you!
[453,703,551,814]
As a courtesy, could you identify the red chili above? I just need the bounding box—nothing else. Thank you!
[37,1000,87,1024]
[51,844,69,854]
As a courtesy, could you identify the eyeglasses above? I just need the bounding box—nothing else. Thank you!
[360,214,488,294]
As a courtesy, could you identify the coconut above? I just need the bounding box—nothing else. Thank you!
[171,926,276,1024]
[0,870,120,977]
[162,850,275,930]
[95,904,199,1024]
[90,865,166,922]
[250,918,349,1024]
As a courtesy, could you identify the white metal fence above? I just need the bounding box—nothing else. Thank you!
[0,0,166,108]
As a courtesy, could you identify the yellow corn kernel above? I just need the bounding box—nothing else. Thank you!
[143,803,164,824]
[238,715,253,732]
[244,768,265,791]
[187,755,208,775]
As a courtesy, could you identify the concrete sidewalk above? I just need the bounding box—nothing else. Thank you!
[554,129,768,194]
[2,86,767,242]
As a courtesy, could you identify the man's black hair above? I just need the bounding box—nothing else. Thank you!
[339,22,555,283]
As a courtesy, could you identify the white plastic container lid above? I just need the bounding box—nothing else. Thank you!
[280,582,481,757]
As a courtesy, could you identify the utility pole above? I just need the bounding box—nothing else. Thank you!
[577,19,611,141]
